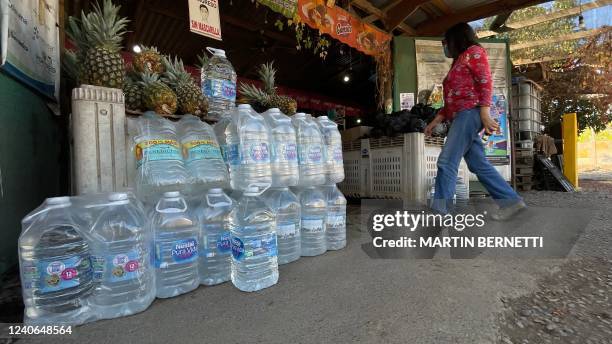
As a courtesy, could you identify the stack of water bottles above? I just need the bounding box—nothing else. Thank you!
[18,48,347,326]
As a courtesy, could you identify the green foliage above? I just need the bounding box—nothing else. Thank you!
[541,95,610,134]
[483,0,579,65]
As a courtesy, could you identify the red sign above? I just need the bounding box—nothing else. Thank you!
[297,0,391,56]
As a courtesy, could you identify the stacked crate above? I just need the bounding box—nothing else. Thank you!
[515,148,534,191]
[511,78,542,191]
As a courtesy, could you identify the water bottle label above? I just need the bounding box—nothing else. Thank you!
[332,145,343,163]
[220,144,228,163]
[231,233,277,261]
[135,139,182,168]
[182,139,222,164]
[91,256,105,282]
[277,222,298,239]
[36,256,91,294]
[227,144,240,166]
[154,237,199,268]
[203,79,236,102]
[298,144,323,164]
[273,142,298,163]
[302,217,325,233]
[244,142,270,164]
[201,231,231,258]
[92,251,143,283]
[326,214,346,228]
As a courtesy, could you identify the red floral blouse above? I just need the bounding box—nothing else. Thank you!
[438,45,493,120]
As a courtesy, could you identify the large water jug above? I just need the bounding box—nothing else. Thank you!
[177,114,229,191]
[322,184,347,250]
[19,197,95,325]
[292,113,325,186]
[230,184,278,292]
[151,191,199,298]
[263,187,300,264]
[262,108,299,187]
[87,193,155,319]
[213,109,234,169]
[296,186,327,256]
[218,107,241,182]
[229,104,272,191]
[317,116,345,183]
[198,188,234,286]
[201,48,237,119]
[134,113,188,202]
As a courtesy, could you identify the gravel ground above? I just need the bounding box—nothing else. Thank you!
[497,257,611,344]
[495,189,612,344]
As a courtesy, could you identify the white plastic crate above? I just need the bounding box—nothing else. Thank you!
[365,133,469,201]
[71,85,131,195]
[338,140,368,197]
[368,136,405,198]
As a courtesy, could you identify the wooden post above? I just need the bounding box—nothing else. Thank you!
[562,113,578,188]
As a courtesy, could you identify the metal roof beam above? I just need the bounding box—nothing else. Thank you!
[416,0,548,36]
[384,0,430,31]
[478,0,612,38]
[351,0,418,35]
[510,27,608,51]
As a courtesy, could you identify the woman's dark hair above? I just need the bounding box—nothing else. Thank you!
[444,22,480,59]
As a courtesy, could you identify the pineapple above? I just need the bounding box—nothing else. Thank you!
[270,94,297,116]
[67,0,128,88]
[197,51,209,70]
[133,46,165,74]
[239,62,297,115]
[162,56,208,115]
[123,78,144,111]
[138,72,177,115]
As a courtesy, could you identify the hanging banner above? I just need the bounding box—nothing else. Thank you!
[0,0,60,100]
[297,0,391,56]
[188,0,222,41]
[257,0,298,18]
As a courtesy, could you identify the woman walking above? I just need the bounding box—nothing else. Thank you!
[424,22,526,220]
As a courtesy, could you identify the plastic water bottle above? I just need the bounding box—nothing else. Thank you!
[263,187,300,264]
[262,108,299,187]
[177,114,229,191]
[230,104,272,191]
[296,186,327,256]
[134,113,188,202]
[198,188,234,286]
[213,109,234,169]
[87,193,155,319]
[317,116,345,183]
[215,106,240,190]
[322,184,347,250]
[151,191,199,298]
[230,184,278,292]
[19,197,95,325]
[292,113,325,186]
[201,48,236,119]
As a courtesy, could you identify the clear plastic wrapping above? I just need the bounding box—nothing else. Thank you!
[132,112,188,202]
[18,192,154,326]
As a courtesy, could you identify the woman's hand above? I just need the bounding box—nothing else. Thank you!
[424,114,444,137]
[480,106,499,134]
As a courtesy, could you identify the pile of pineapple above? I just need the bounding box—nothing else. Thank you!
[66,1,298,117]
[239,62,297,115]
[67,0,208,117]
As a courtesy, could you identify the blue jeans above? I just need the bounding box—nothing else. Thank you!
[432,108,522,214]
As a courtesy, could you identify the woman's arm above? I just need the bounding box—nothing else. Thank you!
[424,113,445,137]
[465,46,498,133]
